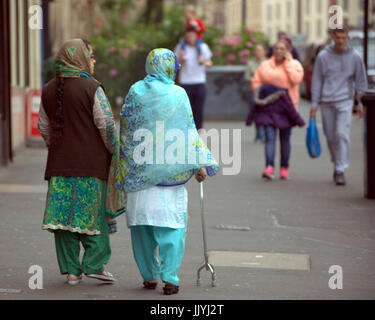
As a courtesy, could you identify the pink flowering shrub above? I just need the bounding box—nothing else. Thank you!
[108,46,116,53]
[85,7,264,114]
[109,69,119,77]
[120,48,131,56]
[87,35,143,111]
[212,28,268,65]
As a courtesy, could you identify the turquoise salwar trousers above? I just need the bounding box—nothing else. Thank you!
[130,214,187,286]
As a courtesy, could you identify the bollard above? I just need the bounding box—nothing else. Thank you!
[362,90,375,199]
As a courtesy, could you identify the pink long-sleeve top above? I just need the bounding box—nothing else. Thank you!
[252,56,304,109]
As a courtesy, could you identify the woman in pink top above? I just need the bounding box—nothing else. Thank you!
[252,38,304,180]
[252,38,304,109]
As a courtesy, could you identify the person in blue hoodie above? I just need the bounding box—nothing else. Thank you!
[310,27,368,186]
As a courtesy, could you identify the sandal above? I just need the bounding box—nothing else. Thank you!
[86,271,116,282]
[143,281,158,290]
[67,274,82,286]
[163,283,179,295]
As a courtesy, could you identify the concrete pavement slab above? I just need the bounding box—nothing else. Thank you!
[208,251,310,271]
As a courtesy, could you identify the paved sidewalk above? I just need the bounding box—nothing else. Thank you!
[0,100,375,300]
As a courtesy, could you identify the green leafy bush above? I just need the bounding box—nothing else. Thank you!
[41,4,267,117]
[89,5,222,114]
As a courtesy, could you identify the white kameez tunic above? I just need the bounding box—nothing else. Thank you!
[126,185,188,229]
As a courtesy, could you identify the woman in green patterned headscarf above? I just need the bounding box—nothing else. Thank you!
[38,39,121,285]
[55,38,93,78]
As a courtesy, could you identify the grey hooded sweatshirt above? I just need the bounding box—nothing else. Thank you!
[311,45,368,106]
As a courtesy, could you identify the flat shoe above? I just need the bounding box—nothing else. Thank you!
[163,284,179,295]
[86,271,116,282]
[67,275,82,286]
[143,281,158,290]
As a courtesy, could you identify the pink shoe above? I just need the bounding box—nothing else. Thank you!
[262,166,274,180]
[280,167,289,180]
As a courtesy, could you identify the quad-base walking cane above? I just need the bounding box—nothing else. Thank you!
[196,176,217,287]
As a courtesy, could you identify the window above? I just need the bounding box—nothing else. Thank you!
[317,0,322,13]
[267,4,272,20]
[343,0,349,11]
[305,21,310,37]
[276,3,281,19]
[305,0,310,15]
[317,19,322,38]
[359,17,364,28]
[360,0,365,10]
[286,1,292,18]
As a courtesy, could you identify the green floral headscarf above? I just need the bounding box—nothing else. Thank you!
[55,39,92,78]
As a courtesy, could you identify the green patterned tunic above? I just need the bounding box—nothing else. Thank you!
[39,86,117,236]
[42,177,107,235]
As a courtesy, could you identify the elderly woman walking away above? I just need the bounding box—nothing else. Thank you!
[38,39,119,285]
[251,37,305,180]
[116,48,219,296]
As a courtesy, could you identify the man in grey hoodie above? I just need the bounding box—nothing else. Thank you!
[310,27,368,186]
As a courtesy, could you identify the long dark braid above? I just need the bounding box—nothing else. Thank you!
[51,76,65,145]
[82,39,91,50]
[51,39,91,145]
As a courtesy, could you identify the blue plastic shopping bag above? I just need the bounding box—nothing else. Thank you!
[306,118,322,158]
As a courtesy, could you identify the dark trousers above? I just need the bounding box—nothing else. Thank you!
[265,126,292,168]
[181,84,206,130]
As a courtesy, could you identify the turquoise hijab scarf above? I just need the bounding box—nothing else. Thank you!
[116,48,219,192]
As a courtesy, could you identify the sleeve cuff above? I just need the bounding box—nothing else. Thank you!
[206,166,216,177]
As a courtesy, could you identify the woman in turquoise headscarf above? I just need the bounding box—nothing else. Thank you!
[117,48,219,295]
